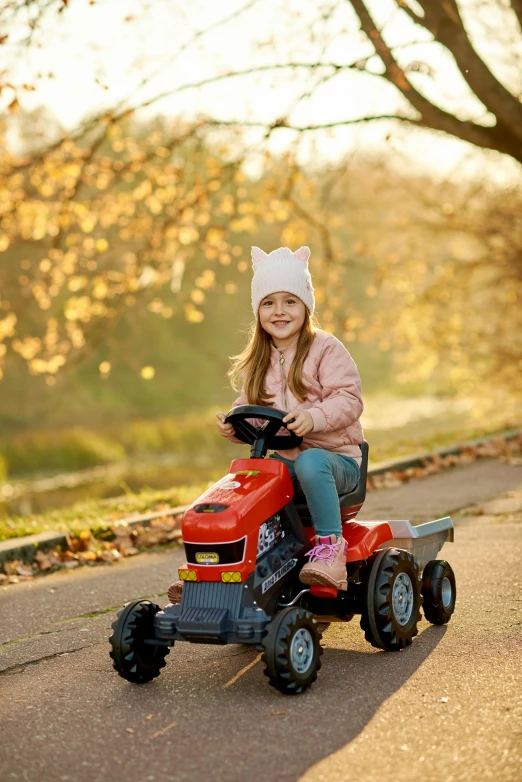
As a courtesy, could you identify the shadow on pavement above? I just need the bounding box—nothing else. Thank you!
[0,606,447,782]
[99,623,447,782]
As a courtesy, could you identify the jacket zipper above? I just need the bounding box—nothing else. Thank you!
[279,352,288,410]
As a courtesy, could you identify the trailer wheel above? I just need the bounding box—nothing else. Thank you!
[261,607,322,695]
[360,548,422,651]
[422,560,456,625]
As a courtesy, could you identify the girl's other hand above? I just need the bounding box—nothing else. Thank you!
[282,410,314,437]
[216,411,236,437]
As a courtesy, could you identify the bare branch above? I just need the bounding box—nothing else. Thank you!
[396,0,425,26]
[348,0,522,162]
[204,113,420,132]
[511,0,522,31]
[128,0,263,110]
[412,0,522,142]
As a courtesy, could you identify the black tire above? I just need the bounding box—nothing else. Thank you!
[422,560,456,625]
[360,548,422,651]
[261,607,323,695]
[109,599,170,684]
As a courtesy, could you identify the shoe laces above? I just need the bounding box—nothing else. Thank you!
[305,539,344,566]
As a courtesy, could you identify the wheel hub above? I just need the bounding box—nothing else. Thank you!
[392,572,414,626]
[441,576,452,607]
[289,628,314,674]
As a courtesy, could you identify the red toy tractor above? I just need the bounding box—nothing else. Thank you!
[110,406,456,694]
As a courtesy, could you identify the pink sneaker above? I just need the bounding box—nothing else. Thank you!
[299,535,348,591]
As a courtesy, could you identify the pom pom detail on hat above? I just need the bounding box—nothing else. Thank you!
[251,245,315,315]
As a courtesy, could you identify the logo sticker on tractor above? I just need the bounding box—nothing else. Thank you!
[261,559,297,593]
[195,552,219,564]
[235,470,260,476]
[220,480,241,490]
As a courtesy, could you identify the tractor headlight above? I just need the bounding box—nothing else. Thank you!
[221,571,242,583]
[178,568,198,581]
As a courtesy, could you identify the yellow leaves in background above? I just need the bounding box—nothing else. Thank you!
[219,194,235,215]
[178,226,199,245]
[28,354,66,376]
[68,275,88,292]
[195,269,215,290]
[141,366,155,380]
[65,296,90,322]
[99,361,111,377]
[80,218,96,233]
[95,238,109,253]
[206,227,224,247]
[230,215,257,233]
[190,289,206,304]
[0,314,17,341]
[66,323,85,349]
[92,278,109,300]
[314,286,325,305]
[184,303,204,323]
[281,221,307,247]
[12,337,42,360]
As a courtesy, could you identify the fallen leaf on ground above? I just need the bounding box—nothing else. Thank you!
[77,550,98,564]
[3,560,21,576]
[15,563,34,577]
[35,551,53,571]
[149,721,177,740]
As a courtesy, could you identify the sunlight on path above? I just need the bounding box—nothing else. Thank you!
[362,396,473,430]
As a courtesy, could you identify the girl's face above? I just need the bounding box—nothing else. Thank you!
[258,291,306,348]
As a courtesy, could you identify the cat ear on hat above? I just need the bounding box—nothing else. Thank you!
[293,246,311,263]
[251,246,268,269]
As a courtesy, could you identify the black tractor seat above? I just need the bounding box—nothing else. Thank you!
[294,440,369,525]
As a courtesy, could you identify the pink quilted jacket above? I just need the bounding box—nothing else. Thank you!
[225,329,364,462]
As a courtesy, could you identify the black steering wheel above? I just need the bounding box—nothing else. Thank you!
[225,405,303,458]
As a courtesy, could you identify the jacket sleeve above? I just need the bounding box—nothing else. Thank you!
[307,337,364,433]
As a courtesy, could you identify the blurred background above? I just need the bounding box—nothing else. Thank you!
[0,0,520,528]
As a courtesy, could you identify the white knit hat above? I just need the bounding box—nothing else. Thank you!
[251,246,315,316]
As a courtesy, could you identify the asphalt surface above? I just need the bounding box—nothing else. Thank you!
[1,458,521,782]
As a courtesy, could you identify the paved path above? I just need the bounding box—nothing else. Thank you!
[1,458,521,782]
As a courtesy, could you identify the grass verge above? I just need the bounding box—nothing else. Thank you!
[1,416,520,544]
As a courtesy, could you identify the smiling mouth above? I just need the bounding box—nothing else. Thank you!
[272,321,290,326]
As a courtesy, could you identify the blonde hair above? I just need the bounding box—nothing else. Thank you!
[228,309,322,405]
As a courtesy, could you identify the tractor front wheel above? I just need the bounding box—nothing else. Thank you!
[361,548,422,651]
[261,607,322,695]
[109,599,170,683]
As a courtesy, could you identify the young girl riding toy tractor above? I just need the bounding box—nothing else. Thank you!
[109,246,456,694]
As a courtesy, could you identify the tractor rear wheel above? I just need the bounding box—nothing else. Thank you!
[361,548,422,651]
[109,599,170,683]
[261,607,322,695]
[422,560,456,625]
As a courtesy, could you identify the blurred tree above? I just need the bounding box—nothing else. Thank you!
[0,0,520,404]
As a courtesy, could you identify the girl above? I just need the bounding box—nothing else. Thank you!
[216,245,364,591]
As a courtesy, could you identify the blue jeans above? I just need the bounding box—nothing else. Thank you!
[269,448,360,538]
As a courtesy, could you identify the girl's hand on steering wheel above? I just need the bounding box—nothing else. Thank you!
[216,411,236,437]
[282,410,314,437]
